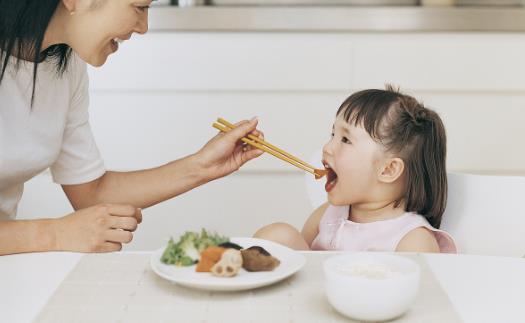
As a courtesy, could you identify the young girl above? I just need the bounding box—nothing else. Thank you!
[255,85,457,253]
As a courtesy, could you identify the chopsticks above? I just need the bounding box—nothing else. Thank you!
[212,118,327,180]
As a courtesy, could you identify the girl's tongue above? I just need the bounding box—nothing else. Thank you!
[325,167,338,192]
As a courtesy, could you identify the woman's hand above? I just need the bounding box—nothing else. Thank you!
[195,117,264,181]
[53,204,142,252]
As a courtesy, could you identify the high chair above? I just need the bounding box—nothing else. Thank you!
[440,172,525,257]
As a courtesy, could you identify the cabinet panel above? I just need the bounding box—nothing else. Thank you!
[89,91,525,175]
[353,34,525,91]
[89,33,353,91]
[89,92,340,172]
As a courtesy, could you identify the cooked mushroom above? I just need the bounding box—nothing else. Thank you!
[218,242,243,250]
[241,246,280,272]
[211,249,243,277]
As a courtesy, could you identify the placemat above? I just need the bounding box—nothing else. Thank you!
[35,252,461,323]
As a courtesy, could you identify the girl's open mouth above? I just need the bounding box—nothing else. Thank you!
[323,162,338,193]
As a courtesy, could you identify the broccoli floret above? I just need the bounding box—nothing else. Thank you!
[196,228,229,252]
[160,229,229,267]
[160,238,182,265]
[178,234,200,262]
[177,256,196,266]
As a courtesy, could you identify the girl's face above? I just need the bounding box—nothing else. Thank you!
[322,114,384,206]
[66,0,151,66]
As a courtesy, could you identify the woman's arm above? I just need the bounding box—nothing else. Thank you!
[301,202,329,247]
[62,118,263,210]
[62,154,207,210]
[0,219,57,255]
[0,204,142,255]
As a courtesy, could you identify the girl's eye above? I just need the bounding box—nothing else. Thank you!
[341,136,351,144]
[136,5,150,12]
[330,132,334,138]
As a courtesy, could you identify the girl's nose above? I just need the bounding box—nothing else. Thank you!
[322,140,333,157]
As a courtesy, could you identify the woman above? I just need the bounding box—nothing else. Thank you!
[0,0,263,255]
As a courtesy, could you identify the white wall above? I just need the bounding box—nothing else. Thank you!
[87,32,525,175]
[18,32,525,250]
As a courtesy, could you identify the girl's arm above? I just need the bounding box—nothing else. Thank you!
[301,202,329,247]
[253,203,328,250]
[396,227,440,253]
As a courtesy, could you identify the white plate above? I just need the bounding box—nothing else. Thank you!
[150,237,306,291]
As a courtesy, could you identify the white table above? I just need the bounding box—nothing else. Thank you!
[1,252,524,323]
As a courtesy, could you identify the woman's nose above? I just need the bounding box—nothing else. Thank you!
[135,14,149,34]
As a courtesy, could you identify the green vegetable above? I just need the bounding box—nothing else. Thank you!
[160,229,229,266]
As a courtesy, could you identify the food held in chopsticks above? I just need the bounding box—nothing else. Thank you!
[212,118,327,180]
[241,246,281,272]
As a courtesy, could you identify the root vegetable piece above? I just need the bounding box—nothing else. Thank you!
[196,246,226,272]
[211,249,243,277]
[241,246,280,272]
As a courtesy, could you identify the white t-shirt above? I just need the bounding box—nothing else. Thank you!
[0,53,105,220]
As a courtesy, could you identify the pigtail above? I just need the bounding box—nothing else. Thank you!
[419,111,447,228]
[402,106,447,228]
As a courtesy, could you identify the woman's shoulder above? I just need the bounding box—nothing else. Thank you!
[61,53,90,104]
[65,53,88,79]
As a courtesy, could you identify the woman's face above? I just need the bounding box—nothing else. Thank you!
[66,0,151,66]
[322,114,384,206]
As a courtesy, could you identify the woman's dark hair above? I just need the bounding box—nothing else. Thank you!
[337,85,447,228]
[0,0,72,103]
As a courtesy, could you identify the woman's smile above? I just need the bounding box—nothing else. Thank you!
[109,37,125,53]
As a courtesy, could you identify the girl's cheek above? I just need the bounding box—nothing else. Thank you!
[336,152,354,168]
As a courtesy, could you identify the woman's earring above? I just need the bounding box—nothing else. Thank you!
[70,11,76,16]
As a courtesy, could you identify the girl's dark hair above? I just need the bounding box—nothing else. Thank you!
[337,85,447,228]
[0,0,72,103]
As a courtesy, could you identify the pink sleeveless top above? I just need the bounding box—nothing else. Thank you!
[311,205,457,253]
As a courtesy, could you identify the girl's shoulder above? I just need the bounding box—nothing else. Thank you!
[396,213,458,253]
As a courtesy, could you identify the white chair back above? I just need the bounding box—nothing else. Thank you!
[442,172,525,257]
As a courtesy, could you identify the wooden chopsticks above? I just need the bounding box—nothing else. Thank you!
[212,118,327,180]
